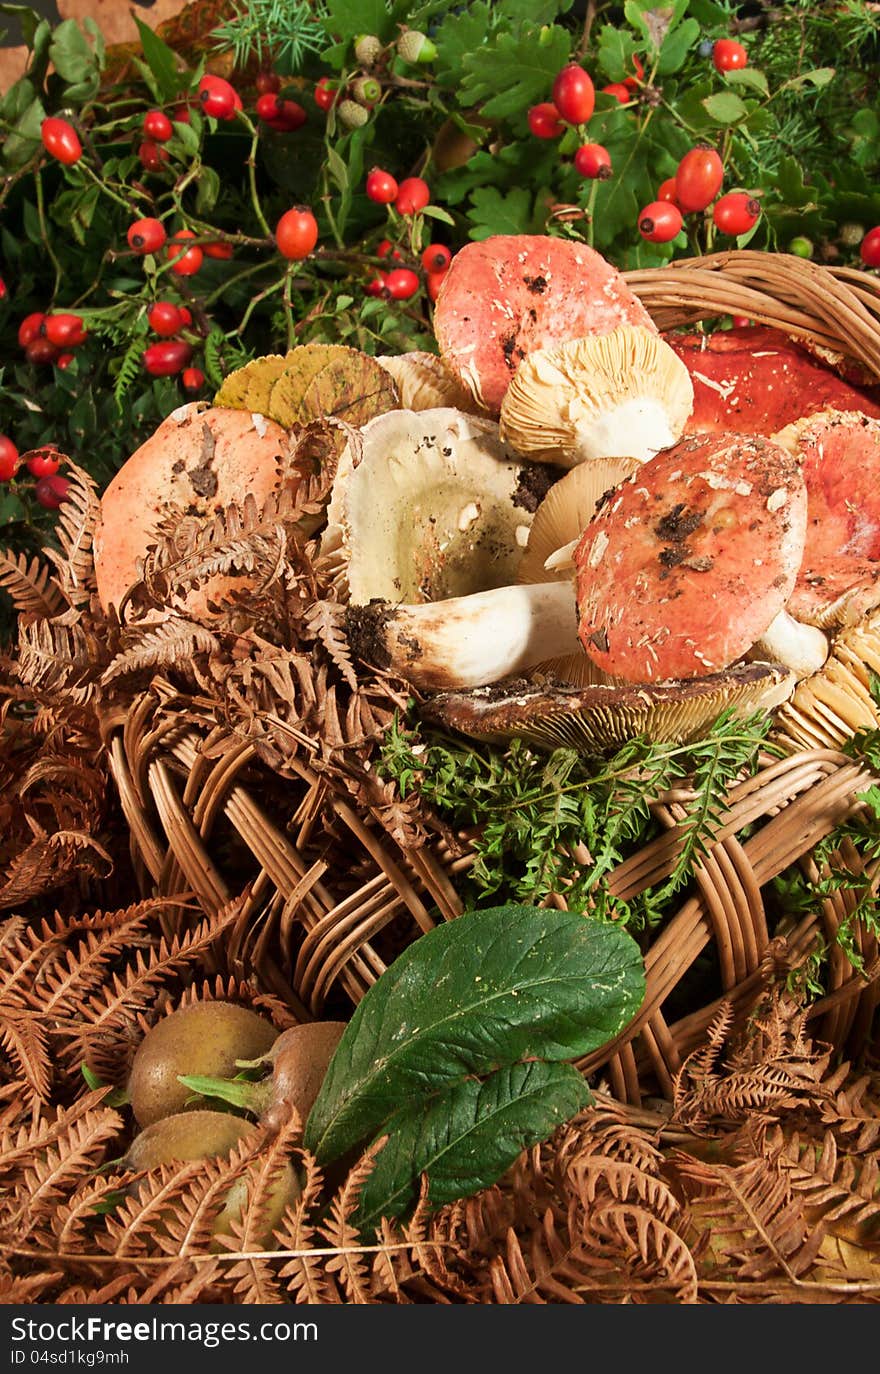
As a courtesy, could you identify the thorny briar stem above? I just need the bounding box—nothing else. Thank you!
[585,179,599,249]
[232,275,284,337]
[242,119,272,239]
[203,259,274,307]
[77,159,136,212]
[321,168,345,251]
[282,262,296,349]
[34,168,62,299]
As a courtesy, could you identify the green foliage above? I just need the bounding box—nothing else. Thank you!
[0,0,879,565]
[379,708,775,928]
[305,903,644,1222]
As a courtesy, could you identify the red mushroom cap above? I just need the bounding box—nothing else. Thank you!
[93,404,291,616]
[433,235,657,416]
[775,409,880,627]
[574,431,807,681]
[666,326,880,435]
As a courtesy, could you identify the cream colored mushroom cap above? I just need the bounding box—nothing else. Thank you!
[376,352,482,413]
[499,325,694,468]
[322,407,549,604]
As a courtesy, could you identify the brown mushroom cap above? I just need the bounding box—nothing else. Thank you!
[667,326,880,436]
[93,404,292,615]
[574,432,808,682]
[773,409,880,628]
[422,662,795,751]
[434,235,657,416]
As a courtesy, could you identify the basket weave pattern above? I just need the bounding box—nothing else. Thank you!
[105,253,880,1106]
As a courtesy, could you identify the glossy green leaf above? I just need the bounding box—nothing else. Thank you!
[356,1061,591,1231]
[133,15,181,103]
[657,16,699,74]
[304,903,645,1164]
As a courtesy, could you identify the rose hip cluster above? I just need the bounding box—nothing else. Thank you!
[0,438,69,509]
[640,147,761,244]
[363,170,451,301]
[528,40,763,245]
[16,309,86,369]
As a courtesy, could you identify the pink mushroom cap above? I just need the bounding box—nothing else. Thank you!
[574,431,808,682]
[666,326,880,436]
[776,410,880,627]
[433,235,657,416]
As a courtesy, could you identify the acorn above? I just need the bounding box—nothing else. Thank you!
[354,33,382,67]
[337,99,369,129]
[352,76,382,108]
[396,30,437,64]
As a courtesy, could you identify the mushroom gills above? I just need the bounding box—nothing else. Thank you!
[499,327,693,467]
[422,662,796,751]
[323,407,557,604]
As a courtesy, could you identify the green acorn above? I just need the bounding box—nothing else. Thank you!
[352,76,382,108]
[354,34,382,67]
[396,30,438,64]
[337,99,370,129]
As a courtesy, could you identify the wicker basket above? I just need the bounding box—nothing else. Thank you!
[103,251,880,1106]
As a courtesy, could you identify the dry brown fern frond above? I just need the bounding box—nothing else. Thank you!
[773,1126,880,1247]
[318,1136,389,1304]
[274,1145,342,1304]
[54,894,250,1083]
[15,614,108,705]
[41,460,100,609]
[0,826,114,915]
[219,1111,305,1305]
[0,1007,51,1104]
[672,995,833,1132]
[0,550,66,619]
[102,619,221,685]
[303,600,357,691]
[2,1100,125,1242]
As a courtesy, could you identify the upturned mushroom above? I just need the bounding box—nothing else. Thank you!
[666,326,880,436]
[422,663,795,751]
[93,403,293,616]
[574,431,829,683]
[499,327,694,467]
[772,409,880,628]
[433,234,657,415]
[375,352,482,413]
[322,407,557,604]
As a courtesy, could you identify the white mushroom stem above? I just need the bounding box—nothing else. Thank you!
[753,609,829,680]
[352,581,581,690]
[566,398,678,465]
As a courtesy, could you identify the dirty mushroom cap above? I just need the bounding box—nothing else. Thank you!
[422,662,796,752]
[666,325,880,437]
[93,403,292,616]
[375,351,481,413]
[434,234,657,416]
[574,431,809,683]
[323,407,556,604]
[499,327,694,468]
[772,409,880,629]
